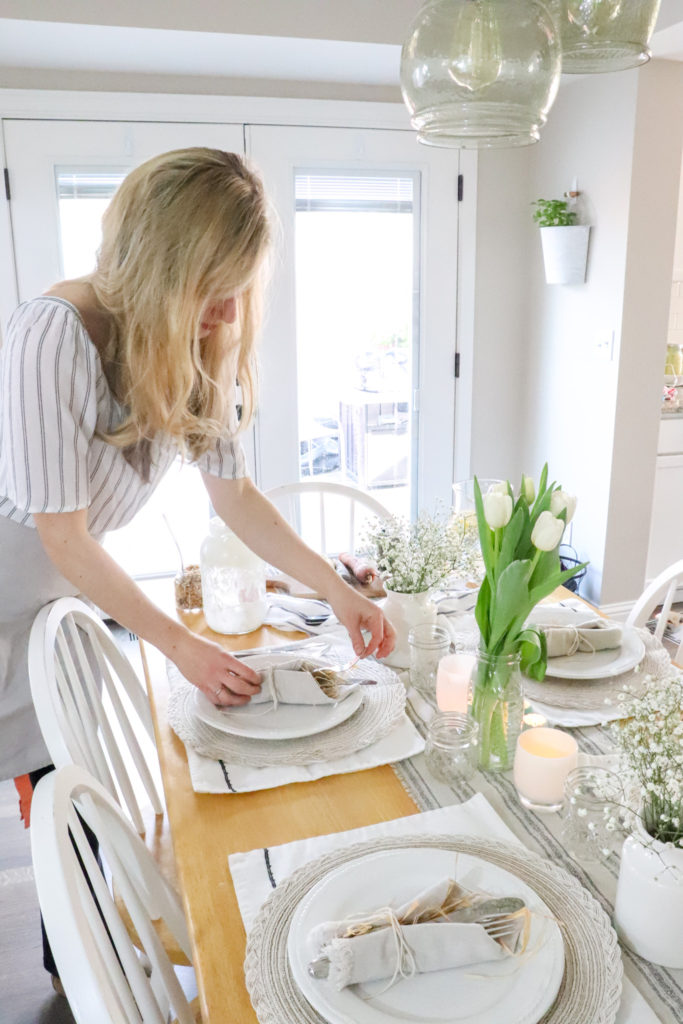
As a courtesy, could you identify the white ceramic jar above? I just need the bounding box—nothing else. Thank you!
[199,517,267,635]
[614,821,683,968]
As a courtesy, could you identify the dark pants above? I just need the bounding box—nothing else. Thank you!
[29,764,102,978]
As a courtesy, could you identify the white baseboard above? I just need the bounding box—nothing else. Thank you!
[596,600,634,621]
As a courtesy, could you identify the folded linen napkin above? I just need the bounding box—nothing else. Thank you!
[542,618,622,658]
[306,876,524,991]
[239,653,357,706]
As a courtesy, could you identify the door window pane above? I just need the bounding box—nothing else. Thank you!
[294,172,418,521]
[56,169,126,278]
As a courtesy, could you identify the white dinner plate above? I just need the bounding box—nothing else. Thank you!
[527,604,595,629]
[192,685,363,740]
[542,624,645,680]
[287,847,564,1024]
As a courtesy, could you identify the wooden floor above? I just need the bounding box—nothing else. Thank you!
[0,776,75,1024]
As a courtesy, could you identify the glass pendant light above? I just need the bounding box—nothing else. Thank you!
[548,0,662,73]
[400,0,562,149]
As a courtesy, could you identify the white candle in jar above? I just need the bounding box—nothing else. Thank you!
[513,727,579,812]
[435,654,475,713]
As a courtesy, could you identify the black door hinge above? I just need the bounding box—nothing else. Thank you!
[4,169,10,201]
[457,174,464,202]
[454,352,460,378]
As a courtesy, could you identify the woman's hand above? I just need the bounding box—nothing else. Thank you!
[172,631,262,707]
[326,581,396,660]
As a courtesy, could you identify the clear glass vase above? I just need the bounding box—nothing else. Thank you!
[469,650,524,772]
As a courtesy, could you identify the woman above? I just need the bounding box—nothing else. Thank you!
[0,148,395,921]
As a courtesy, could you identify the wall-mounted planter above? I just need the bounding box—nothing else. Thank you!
[540,225,591,285]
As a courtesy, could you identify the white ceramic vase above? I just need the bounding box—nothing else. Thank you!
[380,589,437,670]
[614,820,683,968]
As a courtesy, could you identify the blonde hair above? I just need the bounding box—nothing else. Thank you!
[91,148,270,461]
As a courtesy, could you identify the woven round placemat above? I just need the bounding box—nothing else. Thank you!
[166,661,406,766]
[244,833,622,1024]
[523,630,671,711]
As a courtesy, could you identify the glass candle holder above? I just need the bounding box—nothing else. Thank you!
[561,766,624,863]
[425,712,479,785]
[513,727,579,812]
[408,623,451,700]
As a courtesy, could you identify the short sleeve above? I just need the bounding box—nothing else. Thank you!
[0,300,97,513]
[193,384,249,480]
[195,432,249,480]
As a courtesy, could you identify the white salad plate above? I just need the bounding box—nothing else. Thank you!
[192,685,363,740]
[287,846,564,1024]
[542,625,644,680]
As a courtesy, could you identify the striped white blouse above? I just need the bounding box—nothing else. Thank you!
[0,297,247,538]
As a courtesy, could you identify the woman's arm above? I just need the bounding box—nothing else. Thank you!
[201,474,395,659]
[33,510,261,706]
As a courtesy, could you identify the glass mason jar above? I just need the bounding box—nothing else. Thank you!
[561,766,624,863]
[469,650,524,772]
[408,623,451,700]
[199,517,267,635]
[425,712,479,784]
[381,589,437,670]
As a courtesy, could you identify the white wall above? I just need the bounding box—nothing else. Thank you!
[469,146,532,485]
[522,61,683,605]
[601,60,683,604]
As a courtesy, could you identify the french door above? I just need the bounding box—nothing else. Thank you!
[247,124,461,518]
[3,117,464,572]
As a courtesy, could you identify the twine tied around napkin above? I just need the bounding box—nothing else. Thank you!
[542,618,622,659]
[307,877,531,992]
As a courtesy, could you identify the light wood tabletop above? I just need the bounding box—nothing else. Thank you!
[139,582,418,1023]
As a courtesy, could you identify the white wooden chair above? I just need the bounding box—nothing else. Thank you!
[625,558,683,662]
[264,480,392,557]
[28,596,187,963]
[30,765,196,1024]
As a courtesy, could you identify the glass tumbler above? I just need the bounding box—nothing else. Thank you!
[561,766,624,863]
[408,623,451,700]
[425,713,479,785]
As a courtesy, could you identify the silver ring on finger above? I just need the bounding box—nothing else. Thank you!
[214,686,223,699]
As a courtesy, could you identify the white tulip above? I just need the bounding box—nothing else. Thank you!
[483,491,513,529]
[531,510,565,551]
[487,481,509,496]
[521,474,535,504]
[550,489,577,523]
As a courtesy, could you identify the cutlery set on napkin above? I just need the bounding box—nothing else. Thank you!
[540,618,623,658]
[306,877,529,991]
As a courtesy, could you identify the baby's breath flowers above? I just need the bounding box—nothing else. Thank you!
[610,675,683,848]
[365,508,483,594]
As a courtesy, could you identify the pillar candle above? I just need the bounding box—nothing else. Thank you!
[435,653,475,713]
[513,727,579,811]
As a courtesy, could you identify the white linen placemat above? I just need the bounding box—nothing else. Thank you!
[185,712,424,793]
[228,794,657,1024]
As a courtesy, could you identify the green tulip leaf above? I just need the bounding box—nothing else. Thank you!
[518,627,547,680]
[489,560,531,649]
[475,573,491,645]
[474,477,495,581]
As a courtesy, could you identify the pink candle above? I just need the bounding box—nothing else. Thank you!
[436,654,475,713]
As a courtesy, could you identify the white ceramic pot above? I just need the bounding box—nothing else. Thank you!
[614,821,683,968]
[540,225,591,285]
[380,589,437,670]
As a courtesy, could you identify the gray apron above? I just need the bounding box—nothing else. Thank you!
[0,515,80,778]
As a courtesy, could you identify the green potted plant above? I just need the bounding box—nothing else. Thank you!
[532,197,590,285]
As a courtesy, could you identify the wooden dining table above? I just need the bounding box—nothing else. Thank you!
[137,582,678,1024]
[138,580,419,1023]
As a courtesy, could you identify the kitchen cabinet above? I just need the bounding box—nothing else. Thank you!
[646,417,683,579]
